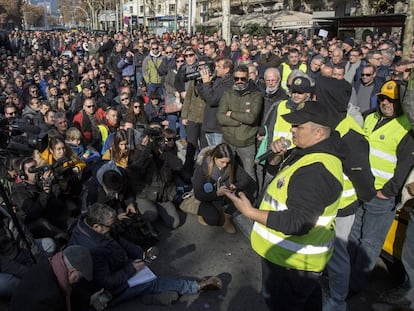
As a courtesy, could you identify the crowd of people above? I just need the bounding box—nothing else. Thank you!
[0,26,414,311]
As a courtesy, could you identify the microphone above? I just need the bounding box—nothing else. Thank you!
[255,140,291,164]
[203,183,214,193]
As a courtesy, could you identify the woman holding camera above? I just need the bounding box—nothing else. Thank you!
[192,143,256,233]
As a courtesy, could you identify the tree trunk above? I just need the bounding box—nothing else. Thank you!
[222,0,230,44]
[403,0,414,60]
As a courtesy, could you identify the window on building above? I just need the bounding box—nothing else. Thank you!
[140,5,143,14]
[169,4,175,13]
[129,6,133,14]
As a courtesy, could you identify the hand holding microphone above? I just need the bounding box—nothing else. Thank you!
[254,138,291,164]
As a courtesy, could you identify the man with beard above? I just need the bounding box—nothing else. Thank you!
[217,65,263,182]
[198,58,234,146]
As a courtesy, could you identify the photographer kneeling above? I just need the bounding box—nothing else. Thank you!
[12,157,71,242]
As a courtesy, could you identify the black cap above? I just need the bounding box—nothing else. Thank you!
[290,77,314,94]
[282,100,335,127]
[81,79,93,89]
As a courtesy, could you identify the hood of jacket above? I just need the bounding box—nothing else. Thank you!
[96,160,122,187]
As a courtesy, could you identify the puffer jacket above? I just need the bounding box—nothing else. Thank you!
[216,82,263,147]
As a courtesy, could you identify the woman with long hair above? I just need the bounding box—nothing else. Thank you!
[125,96,149,127]
[192,143,256,233]
[102,129,131,169]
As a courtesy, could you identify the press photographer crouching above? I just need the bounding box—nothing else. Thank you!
[11,157,72,244]
[127,125,190,229]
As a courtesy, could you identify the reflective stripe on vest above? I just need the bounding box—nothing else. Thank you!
[364,113,411,189]
[251,153,343,272]
[280,62,307,91]
[272,100,294,147]
[335,115,366,209]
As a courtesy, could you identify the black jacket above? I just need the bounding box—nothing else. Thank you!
[9,258,66,311]
[266,133,345,236]
[198,74,234,133]
[69,218,143,295]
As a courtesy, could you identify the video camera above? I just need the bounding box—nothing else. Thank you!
[184,61,215,81]
[0,117,47,157]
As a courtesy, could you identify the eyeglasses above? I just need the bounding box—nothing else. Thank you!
[176,59,184,63]
[350,54,359,57]
[234,76,247,81]
[361,73,373,77]
[373,57,382,60]
[185,54,195,58]
[121,98,129,101]
[99,222,113,229]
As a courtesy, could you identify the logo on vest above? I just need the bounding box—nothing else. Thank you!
[379,134,385,140]
[276,177,285,189]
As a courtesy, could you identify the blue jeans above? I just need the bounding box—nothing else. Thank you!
[110,277,199,306]
[147,83,164,99]
[348,195,396,291]
[402,209,414,308]
[324,214,355,311]
[205,132,222,146]
[135,69,143,92]
[167,114,186,139]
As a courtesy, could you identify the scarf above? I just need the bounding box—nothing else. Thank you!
[49,252,72,311]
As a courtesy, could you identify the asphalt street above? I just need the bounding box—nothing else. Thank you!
[0,211,405,311]
[108,212,406,311]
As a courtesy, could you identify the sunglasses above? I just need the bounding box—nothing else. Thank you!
[165,137,176,142]
[152,47,159,51]
[361,73,372,77]
[99,85,106,88]
[5,111,16,116]
[85,105,95,108]
[134,105,140,108]
[165,51,173,54]
[378,95,396,102]
[234,77,247,82]
[176,59,184,63]
[185,54,195,58]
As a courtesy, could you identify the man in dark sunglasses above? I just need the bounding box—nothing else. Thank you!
[354,64,384,115]
[216,65,264,183]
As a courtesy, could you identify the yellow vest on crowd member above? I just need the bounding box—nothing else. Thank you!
[364,112,411,190]
[280,62,307,91]
[98,124,109,144]
[251,153,343,272]
[335,115,366,209]
[272,100,295,147]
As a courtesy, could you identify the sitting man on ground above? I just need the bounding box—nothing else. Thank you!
[69,203,222,307]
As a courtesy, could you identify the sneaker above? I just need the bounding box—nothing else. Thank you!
[140,291,179,306]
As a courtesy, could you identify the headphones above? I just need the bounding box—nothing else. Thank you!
[19,157,34,181]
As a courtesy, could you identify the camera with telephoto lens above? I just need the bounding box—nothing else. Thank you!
[184,61,215,81]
